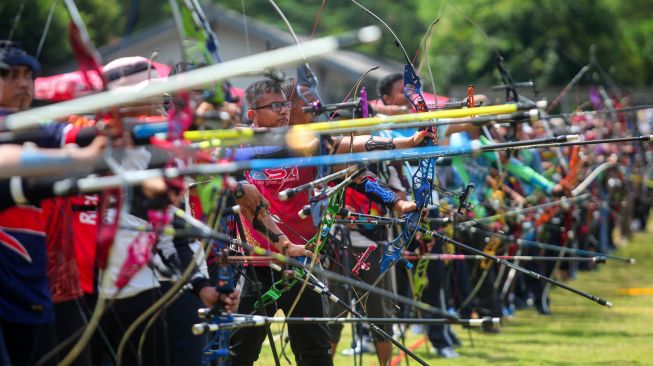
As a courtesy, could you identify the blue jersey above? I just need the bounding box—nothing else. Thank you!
[0,206,53,324]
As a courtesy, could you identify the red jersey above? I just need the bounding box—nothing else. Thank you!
[243,166,317,253]
[42,198,83,303]
[70,195,99,294]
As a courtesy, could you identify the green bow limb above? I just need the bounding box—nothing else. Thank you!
[254,187,345,309]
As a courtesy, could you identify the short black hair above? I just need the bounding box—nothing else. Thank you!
[377,73,403,99]
[245,79,284,109]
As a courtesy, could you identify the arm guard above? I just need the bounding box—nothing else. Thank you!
[351,170,401,208]
[364,137,395,151]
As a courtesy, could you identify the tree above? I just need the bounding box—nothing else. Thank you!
[0,0,124,74]
[605,0,653,87]
[218,0,428,64]
[2,0,651,90]
[416,0,623,91]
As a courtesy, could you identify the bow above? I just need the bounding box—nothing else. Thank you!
[169,0,234,104]
[196,180,236,366]
[115,94,200,366]
[57,2,125,364]
[348,0,435,273]
[255,168,364,309]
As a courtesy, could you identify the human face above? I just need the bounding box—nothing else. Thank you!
[0,65,33,110]
[382,79,410,107]
[247,91,290,128]
[288,93,313,125]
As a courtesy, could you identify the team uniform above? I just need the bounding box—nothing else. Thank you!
[230,151,333,366]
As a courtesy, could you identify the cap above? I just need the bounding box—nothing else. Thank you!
[0,40,41,73]
[0,46,8,70]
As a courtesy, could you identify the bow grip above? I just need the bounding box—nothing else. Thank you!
[255,280,284,309]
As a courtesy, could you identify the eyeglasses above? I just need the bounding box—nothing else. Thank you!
[253,101,291,112]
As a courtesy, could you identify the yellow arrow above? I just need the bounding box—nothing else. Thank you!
[184,102,529,142]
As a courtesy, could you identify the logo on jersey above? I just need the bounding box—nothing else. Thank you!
[248,167,299,182]
[0,229,32,263]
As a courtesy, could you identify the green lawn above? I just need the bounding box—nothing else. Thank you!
[254,228,653,365]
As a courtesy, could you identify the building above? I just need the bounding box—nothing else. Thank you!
[79,4,404,103]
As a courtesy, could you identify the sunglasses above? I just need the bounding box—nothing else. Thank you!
[254,101,291,112]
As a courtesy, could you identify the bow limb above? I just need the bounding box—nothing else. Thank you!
[571,161,618,197]
[64,0,107,91]
[169,0,233,104]
[265,0,323,106]
[416,18,440,97]
[116,175,229,366]
[56,2,119,364]
[350,0,435,272]
[284,186,344,306]
[347,2,438,315]
[350,0,412,62]
[256,170,356,309]
[117,92,213,364]
[115,206,221,366]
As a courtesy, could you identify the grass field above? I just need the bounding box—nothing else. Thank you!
[254,228,653,365]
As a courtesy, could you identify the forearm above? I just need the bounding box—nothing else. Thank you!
[445,123,481,138]
[0,139,103,179]
[335,135,396,154]
[0,176,62,211]
[351,170,401,209]
[251,212,291,253]
[373,103,410,115]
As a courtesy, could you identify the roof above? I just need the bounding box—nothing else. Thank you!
[56,4,404,98]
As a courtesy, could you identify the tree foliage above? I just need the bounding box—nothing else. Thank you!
[0,0,124,74]
[416,0,648,90]
[0,0,172,74]
[2,0,652,91]
[219,0,653,91]
[219,0,427,64]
